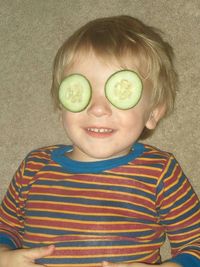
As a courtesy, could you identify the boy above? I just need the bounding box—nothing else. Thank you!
[0,15,200,267]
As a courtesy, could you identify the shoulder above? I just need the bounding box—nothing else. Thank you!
[26,144,66,160]
[12,145,69,189]
[140,143,186,182]
[135,143,176,171]
[139,144,174,161]
[23,144,68,171]
[142,143,173,159]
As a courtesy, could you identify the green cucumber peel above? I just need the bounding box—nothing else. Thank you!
[59,70,143,112]
[105,69,143,110]
[59,74,92,112]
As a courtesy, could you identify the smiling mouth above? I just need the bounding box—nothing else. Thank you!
[85,127,114,137]
[87,127,113,133]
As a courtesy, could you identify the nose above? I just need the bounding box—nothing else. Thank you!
[87,92,112,117]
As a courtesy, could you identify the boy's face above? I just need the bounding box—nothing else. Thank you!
[61,50,159,162]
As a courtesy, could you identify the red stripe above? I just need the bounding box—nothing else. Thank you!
[37,173,155,193]
[28,188,154,208]
[25,218,155,231]
[53,245,159,256]
[26,202,155,220]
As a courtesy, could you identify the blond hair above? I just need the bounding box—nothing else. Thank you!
[51,15,178,139]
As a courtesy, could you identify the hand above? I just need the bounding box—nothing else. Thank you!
[0,245,55,267]
[102,260,181,267]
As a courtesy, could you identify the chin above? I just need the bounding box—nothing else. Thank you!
[85,149,124,161]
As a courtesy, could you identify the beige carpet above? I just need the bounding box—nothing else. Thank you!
[0,0,200,260]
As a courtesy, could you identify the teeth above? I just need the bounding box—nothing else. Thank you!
[87,128,113,133]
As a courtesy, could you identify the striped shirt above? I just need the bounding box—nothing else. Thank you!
[0,143,200,267]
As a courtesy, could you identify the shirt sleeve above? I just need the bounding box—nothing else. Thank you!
[0,160,26,249]
[156,155,200,267]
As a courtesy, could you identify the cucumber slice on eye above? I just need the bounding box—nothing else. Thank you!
[105,70,143,110]
[59,74,92,112]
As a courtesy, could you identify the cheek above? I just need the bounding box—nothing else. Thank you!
[117,108,150,136]
[62,111,78,123]
[62,112,76,131]
[118,108,145,126]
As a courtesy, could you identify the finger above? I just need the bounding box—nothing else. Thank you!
[28,264,46,267]
[102,261,130,267]
[28,263,48,267]
[23,245,55,261]
[102,261,149,267]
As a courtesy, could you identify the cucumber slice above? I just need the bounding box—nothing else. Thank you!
[59,74,92,112]
[105,70,143,110]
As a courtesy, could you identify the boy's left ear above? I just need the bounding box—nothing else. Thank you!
[145,104,166,130]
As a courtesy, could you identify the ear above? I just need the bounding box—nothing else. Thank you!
[145,104,166,130]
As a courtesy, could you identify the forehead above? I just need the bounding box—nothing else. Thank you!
[65,48,147,80]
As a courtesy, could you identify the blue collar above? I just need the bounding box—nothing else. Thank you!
[51,142,145,174]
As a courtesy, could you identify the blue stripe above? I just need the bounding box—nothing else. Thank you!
[164,174,187,197]
[170,222,200,235]
[26,210,156,222]
[33,179,155,202]
[24,237,158,248]
[27,195,156,216]
[111,172,158,185]
[1,202,18,220]
[163,204,200,225]
[24,225,161,238]
[162,157,177,178]
[159,188,196,215]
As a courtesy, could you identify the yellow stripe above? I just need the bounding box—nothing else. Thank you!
[25,222,151,233]
[165,201,199,221]
[27,199,155,219]
[169,233,200,244]
[27,207,156,220]
[170,228,200,238]
[26,216,149,226]
[37,172,156,192]
[164,167,182,191]
[162,184,190,209]
[108,169,160,180]
[30,184,155,206]
[166,210,200,227]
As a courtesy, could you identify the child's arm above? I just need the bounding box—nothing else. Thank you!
[155,155,200,266]
[0,157,53,267]
[0,157,55,267]
[0,159,26,249]
[0,244,55,267]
